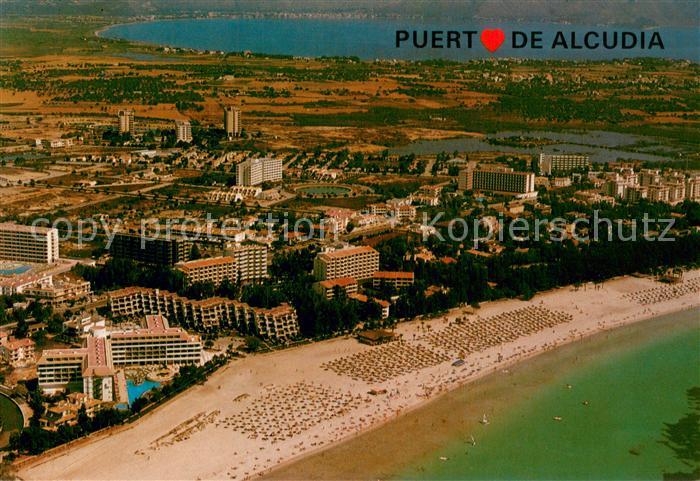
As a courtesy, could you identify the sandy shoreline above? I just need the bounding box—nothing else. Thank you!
[17,270,700,481]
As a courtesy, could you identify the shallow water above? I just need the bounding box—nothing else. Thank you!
[399,308,700,480]
[265,309,700,481]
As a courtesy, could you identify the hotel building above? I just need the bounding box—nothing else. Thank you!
[313,246,380,281]
[38,345,98,396]
[109,315,202,366]
[118,109,134,134]
[224,106,241,139]
[108,287,299,341]
[38,316,202,398]
[0,223,60,264]
[236,157,283,186]
[226,244,268,282]
[458,167,535,195]
[175,256,237,286]
[110,233,193,266]
[175,119,193,143]
[686,175,700,201]
[538,154,590,175]
[372,271,415,290]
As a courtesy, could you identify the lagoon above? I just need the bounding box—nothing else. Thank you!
[390,130,678,162]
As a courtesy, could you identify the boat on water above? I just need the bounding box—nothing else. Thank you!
[469,435,476,446]
[439,456,448,461]
[480,413,489,425]
[553,416,563,421]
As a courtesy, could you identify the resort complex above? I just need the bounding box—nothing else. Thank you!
[38,315,202,399]
[0,2,699,481]
[108,287,300,341]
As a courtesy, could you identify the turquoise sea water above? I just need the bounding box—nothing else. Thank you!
[126,380,160,406]
[399,309,700,480]
[99,19,699,61]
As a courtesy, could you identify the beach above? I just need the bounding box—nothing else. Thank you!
[267,306,700,480]
[17,270,700,481]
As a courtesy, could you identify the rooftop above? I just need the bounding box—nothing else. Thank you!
[319,277,357,289]
[373,271,414,280]
[0,222,56,234]
[319,245,378,260]
[176,256,235,271]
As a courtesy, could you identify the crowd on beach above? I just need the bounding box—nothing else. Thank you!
[623,277,700,305]
[321,341,450,383]
[420,306,574,357]
[219,382,363,442]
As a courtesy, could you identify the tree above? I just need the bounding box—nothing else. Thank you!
[31,329,47,348]
[243,336,262,352]
[77,405,91,434]
[131,396,149,414]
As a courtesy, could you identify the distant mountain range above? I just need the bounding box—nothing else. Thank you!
[1,0,698,27]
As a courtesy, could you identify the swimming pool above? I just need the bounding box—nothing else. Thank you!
[126,380,160,405]
[0,264,32,276]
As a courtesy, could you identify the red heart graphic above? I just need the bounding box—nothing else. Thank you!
[480,29,505,53]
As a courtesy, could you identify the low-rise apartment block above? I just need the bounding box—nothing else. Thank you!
[313,277,358,299]
[1,337,35,367]
[108,287,299,341]
[22,273,92,306]
[372,271,415,289]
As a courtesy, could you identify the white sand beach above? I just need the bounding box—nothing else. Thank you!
[17,270,700,481]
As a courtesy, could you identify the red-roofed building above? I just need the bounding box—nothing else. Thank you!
[108,288,299,341]
[313,277,358,299]
[348,293,391,318]
[372,271,415,289]
[0,337,35,367]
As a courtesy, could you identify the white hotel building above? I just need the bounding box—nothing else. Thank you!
[0,222,60,264]
[236,157,283,186]
[37,315,202,398]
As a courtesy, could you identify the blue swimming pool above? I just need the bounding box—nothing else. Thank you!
[0,265,31,276]
[126,379,160,405]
